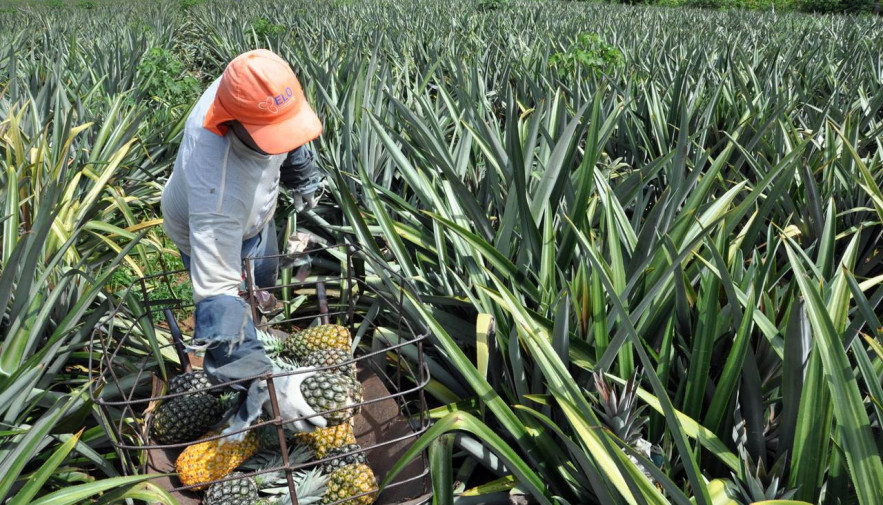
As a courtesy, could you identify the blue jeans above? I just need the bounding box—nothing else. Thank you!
[179,220,279,429]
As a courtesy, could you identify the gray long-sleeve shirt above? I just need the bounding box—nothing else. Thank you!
[161,79,287,303]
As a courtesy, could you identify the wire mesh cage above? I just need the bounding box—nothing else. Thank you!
[89,242,431,505]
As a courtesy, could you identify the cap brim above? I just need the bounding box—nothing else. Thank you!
[203,95,235,138]
[242,102,323,155]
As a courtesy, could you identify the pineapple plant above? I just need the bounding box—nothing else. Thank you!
[304,349,357,380]
[319,444,368,474]
[321,463,377,505]
[176,430,261,490]
[300,372,363,425]
[281,324,351,360]
[294,423,357,459]
[150,392,223,444]
[729,450,796,503]
[593,371,661,479]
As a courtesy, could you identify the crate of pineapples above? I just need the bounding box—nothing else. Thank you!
[90,244,432,505]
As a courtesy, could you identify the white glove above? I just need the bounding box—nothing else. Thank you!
[272,369,328,432]
[293,192,319,213]
[219,369,327,443]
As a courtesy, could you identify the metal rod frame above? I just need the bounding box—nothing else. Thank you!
[88,242,431,504]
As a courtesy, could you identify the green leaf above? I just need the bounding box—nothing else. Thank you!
[403,291,570,495]
[382,412,553,505]
[430,434,455,505]
[427,212,541,301]
[705,288,756,435]
[0,393,82,501]
[28,475,165,505]
[7,430,84,505]
[784,242,883,504]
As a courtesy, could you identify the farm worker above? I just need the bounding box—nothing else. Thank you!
[161,49,326,436]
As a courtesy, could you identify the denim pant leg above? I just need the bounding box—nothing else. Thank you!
[176,221,279,428]
[241,220,279,289]
[179,250,191,272]
[193,294,273,428]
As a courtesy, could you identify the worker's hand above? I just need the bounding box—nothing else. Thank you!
[293,191,319,213]
[218,369,328,444]
[273,369,328,433]
[281,146,321,213]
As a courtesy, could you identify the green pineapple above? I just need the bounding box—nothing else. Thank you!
[204,469,327,505]
[169,370,217,395]
[153,370,228,444]
[304,349,356,380]
[253,419,284,452]
[203,471,260,505]
[252,419,315,454]
[151,392,222,444]
[281,325,351,360]
[151,391,237,445]
[300,372,363,425]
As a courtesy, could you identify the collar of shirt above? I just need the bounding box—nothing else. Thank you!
[228,129,274,161]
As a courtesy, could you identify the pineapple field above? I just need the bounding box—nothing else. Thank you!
[1,0,883,504]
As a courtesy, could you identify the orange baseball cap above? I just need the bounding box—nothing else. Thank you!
[203,49,322,155]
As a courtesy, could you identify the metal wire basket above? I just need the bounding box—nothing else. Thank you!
[89,242,431,505]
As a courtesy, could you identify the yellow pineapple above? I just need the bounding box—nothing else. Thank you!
[282,324,351,360]
[322,463,377,505]
[294,422,356,459]
[175,430,260,490]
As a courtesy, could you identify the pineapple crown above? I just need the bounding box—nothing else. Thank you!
[730,448,796,502]
[258,329,302,371]
[235,445,327,502]
[240,444,314,472]
[273,468,328,505]
[592,370,648,446]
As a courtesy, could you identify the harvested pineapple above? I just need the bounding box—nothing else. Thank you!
[304,349,357,380]
[282,324,351,360]
[294,423,357,459]
[151,371,233,444]
[322,463,377,505]
[168,370,218,395]
[151,392,222,444]
[203,448,326,505]
[319,444,368,474]
[202,471,260,505]
[176,430,261,490]
[300,372,363,425]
